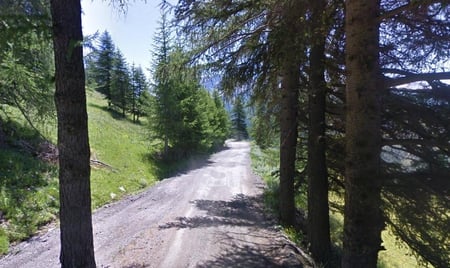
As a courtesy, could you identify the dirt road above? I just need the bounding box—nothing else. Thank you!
[0,141,311,268]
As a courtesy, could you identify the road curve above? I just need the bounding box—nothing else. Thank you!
[0,140,311,268]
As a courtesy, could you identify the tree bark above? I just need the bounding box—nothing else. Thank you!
[278,1,301,227]
[342,0,384,267]
[307,0,331,264]
[50,0,96,267]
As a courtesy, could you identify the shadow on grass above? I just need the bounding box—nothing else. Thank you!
[0,119,59,252]
[88,102,142,124]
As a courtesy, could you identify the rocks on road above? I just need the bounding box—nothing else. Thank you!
[0,140,312,268]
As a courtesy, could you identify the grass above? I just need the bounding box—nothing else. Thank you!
[250,145,280,211]
[86,89,159,207]
[0,119,59,254]
[0,88,162,254]
[249,143,426,268]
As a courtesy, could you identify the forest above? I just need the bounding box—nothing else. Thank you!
[0,0,449,267]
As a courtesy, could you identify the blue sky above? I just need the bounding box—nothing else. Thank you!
[81,0,163,76]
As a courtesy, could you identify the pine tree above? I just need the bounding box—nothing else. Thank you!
[110,49,131,117]
[0,0,54,128]
[93,31,115,106]
[211,90,230,147]
[50,0,96,265]
[150,9,175,154]
[342,1,383,266]
[129,64,149,122]
[231,96,248,140]
[250,101,278,149]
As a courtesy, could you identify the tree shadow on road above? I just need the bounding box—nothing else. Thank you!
[158,194,275,229]
[159,194,309,267]
[197,231,304,268]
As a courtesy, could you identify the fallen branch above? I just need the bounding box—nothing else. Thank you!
[90,159,117,172]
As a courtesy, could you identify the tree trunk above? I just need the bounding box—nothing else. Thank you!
[278,1,301,226]
[50,0,96,267]
[342,0,383,267]
[307,0,331,264]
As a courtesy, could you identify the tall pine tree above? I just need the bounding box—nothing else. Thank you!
[110,49,131,117]
[150,8,176,155]
[93,31,115,106]
[343,0,383,266]
[129,64,149,122]
[50,0,96,265]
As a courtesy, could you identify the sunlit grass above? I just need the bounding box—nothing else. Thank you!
[86,89,159,207]
[0,88,159,254]
[378,229,422,268]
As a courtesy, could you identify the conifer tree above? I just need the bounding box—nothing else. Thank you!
[231,96,248,140]
[150,8,175,154]
[110,49,131,117]
[93,31,115,106]
[342,1,383,266]
[211,90,231,147]
[0,0,54,127]
[129,64,149,122]
[50,0,96,265]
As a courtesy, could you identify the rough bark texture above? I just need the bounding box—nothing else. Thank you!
[342,0,383,267]
[307,0,331,264]
[278,1,301,227]
[50,0,96,267]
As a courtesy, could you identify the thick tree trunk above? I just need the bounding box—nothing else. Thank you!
[307,0,331,264]
[342,0,383,267]
[50,0,96,267]
[278,1,302,227]
[279,60,299,226]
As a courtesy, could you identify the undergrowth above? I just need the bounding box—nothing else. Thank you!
[0,118,59,254]
[250,143,424,268]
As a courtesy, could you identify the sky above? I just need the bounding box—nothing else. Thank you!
[81,0,164,76]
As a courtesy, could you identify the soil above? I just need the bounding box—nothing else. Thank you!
[0,141,313,268]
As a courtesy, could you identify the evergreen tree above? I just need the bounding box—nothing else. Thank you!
[50,0,96,266]
[250,101,278,149]
[110,49,131,117]
[231,96,248,140]
[0,0,54,129]
[342,1,383,266]
[129,64,149,122]
[151,41,229,156]
[307,0,331,263]
[93,31,115,106]
[150,8,175,154]
[211,90,230,147]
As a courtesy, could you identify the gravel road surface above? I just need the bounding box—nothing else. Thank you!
[0,141,311,268]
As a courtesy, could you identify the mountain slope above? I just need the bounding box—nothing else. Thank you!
[0,88,159,254]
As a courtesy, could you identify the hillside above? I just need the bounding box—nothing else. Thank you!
[86,89,159,207]
[0,88,160,254]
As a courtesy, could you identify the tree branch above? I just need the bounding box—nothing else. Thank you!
[384,72,450,87]
[379,0,438,21]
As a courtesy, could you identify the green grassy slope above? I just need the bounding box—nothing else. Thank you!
[86,89,159,207]
[0,88,160,254]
